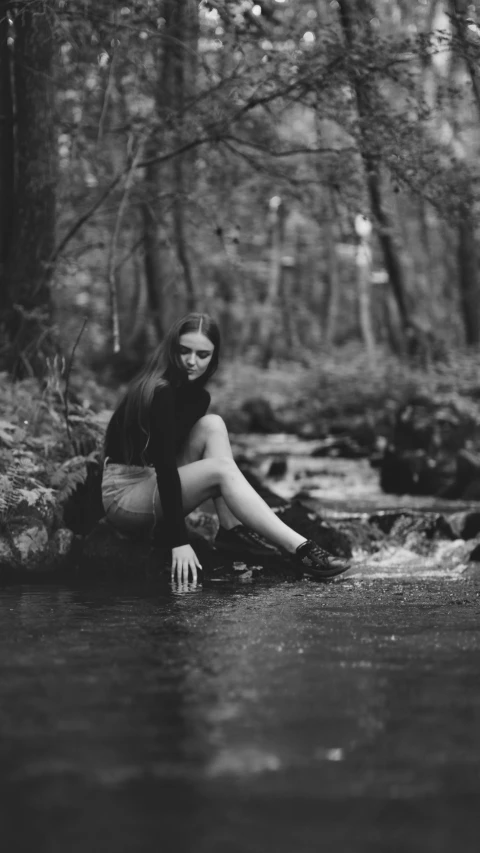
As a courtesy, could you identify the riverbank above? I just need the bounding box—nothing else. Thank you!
[2,346,480,578]
[211,344,480,437]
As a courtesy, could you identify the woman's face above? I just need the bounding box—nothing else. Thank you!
[178,331,215,381]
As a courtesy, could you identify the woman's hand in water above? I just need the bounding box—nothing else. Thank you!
[171,544,202,586]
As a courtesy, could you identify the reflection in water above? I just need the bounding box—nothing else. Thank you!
[0,579,479,853]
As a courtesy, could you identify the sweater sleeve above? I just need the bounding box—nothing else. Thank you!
[148,385,189,548]
[200,389,211,418]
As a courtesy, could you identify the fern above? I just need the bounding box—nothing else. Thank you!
[50,451,99,502]
[0,474,18,519]
[0,462,46,521]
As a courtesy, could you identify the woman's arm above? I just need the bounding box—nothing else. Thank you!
[148,384,189,549]
[149,386,203,583]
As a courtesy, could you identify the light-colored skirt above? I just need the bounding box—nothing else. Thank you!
[102,460,160,537]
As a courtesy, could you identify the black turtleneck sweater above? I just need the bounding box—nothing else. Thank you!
[104,381,210,547]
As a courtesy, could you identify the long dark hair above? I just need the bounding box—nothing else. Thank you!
[107,313,220,464]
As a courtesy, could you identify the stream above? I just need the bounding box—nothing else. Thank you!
[1,440,480,852]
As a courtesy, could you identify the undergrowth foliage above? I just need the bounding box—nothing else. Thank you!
[3,344,480,533]
[0,369,108,526]
[0,466,27,521]
[0,458,51,523]
[50,451,100,504]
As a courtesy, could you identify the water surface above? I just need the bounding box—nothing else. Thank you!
[1,578,479,853]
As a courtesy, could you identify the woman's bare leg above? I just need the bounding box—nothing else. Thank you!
[166,451,307,554]
[176,414,241,530]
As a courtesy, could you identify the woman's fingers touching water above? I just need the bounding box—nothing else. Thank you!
[171,544,202,586]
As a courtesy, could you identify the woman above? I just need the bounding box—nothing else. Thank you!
[102,313,350,585]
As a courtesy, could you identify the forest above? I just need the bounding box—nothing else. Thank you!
[2,0,480,543]
[0,0,479,380]
[2,5,480,840]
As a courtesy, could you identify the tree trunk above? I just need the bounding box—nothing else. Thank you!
[323,192,341,347]
[0,5,14,307]
[142,194,165,340]
[365,163,410,332]
[160,0,198,311]
[259,198,285,367]
[356,238,376,367]
[173,156,196,312]
[450,0,480,117]
[337,0,411,341]
[1,2,57,376]
[457,203,480,345]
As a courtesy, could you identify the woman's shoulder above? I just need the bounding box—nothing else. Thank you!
[152,379,173,398]
[150,381,175,414]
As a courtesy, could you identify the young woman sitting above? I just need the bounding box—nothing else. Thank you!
[102,313,350,585]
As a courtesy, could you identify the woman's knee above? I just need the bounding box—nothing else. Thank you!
[198,413,228,436]
[211,455,237,482]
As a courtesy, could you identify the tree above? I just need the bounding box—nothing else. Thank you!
[337,0,411,343]
[0,0,57,377]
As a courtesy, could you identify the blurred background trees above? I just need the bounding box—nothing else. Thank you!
[0,0,480,379]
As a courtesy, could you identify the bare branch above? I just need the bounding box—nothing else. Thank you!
[51,137,210,262]
[107,133,147,353]
[223,134,357,159]
[64,317,88,445]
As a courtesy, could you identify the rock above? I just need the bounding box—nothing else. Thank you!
[266,457,288,479]
[240,397,281,433]
[296,421,327,439]
[3,484,57,528]
[330,419,378,452]
[223,408,252,434]
[310,436,367,459]
[468,542,480,562]
[49,527,75,560]
[454,449,480,499]
[386,513,454,554]
[221,397,281,435]
[380,394,480,496]
[74,477,352,582]
[79,519,161,577]
[0,537,16,570]
[461,479,480,500]
[369,510,453,540]
[275,501,352,558]
[185,510,219,544]
[11,521,49,570]
[444,511,480,540]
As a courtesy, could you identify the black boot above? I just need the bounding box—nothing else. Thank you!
[294,540,350,580]
[215,525,281,557]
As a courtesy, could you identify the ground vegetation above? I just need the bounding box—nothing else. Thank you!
[1,1,480,571]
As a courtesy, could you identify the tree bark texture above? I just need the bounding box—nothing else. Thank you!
[259,199,285,367]
[0,5,14,302]
[164,0,198,310]
[457,202,480,345]
[146,0,198,318]
[0,1,56,376]
[322,192,341,347]
[450,0,480,119]
[356,239,376,367]
[337,0,411,341]
[142,194,165,341]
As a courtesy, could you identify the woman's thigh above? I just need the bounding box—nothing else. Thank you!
[176,414,230,467]
[155,458,222,518]
[104,458,223,532]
